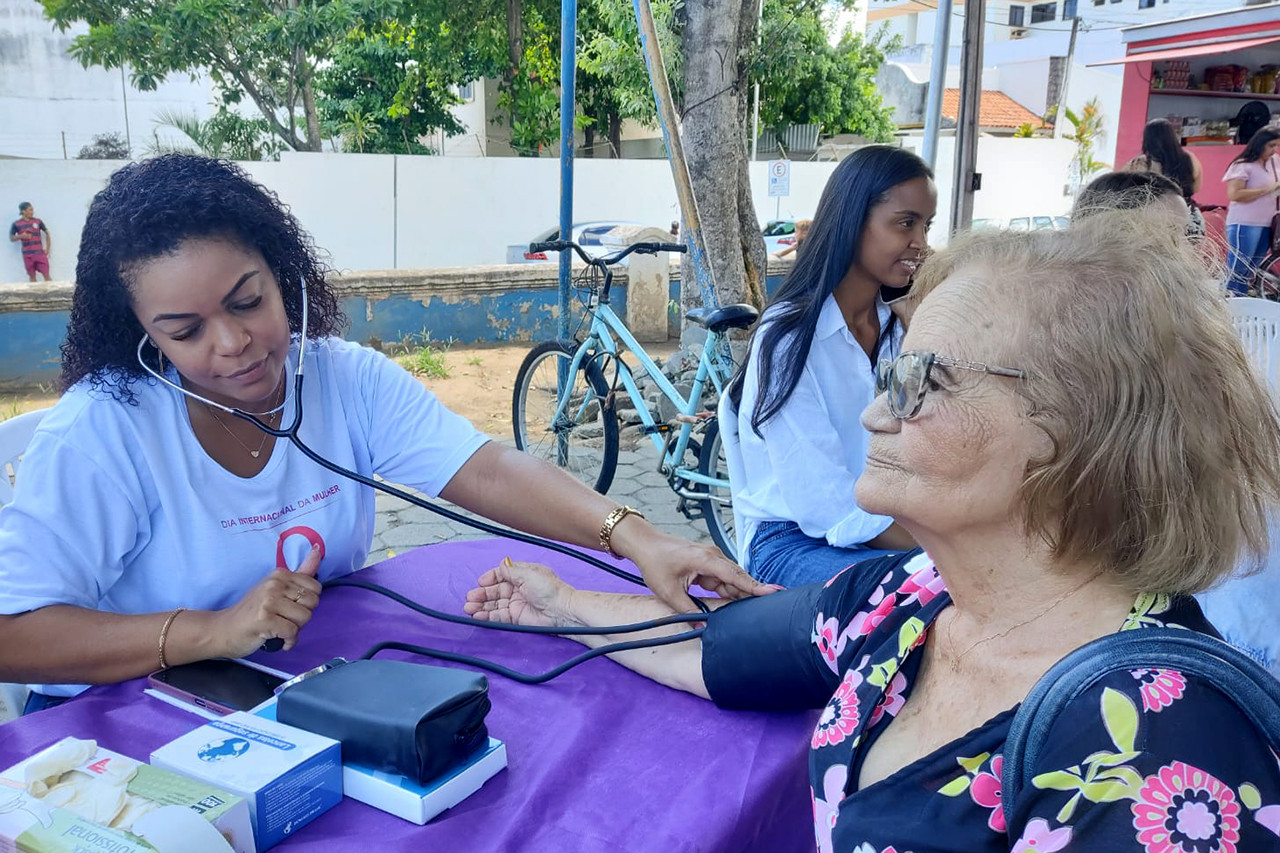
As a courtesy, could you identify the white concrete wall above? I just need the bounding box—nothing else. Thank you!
[0,0,212,160]
[901,135,1076,241]
[0,140,1078,282]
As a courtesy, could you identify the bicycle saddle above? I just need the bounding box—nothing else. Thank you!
[686,304,760,334]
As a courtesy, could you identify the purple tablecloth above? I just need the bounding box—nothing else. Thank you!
[0,539,817,852]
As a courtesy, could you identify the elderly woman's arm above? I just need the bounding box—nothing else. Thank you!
[465,560,719,697]
[467,552,923,710]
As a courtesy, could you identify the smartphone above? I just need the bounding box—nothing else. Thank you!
[880,284,912,305]
[148,658,288,716]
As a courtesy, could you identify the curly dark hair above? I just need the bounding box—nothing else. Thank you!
[60,154,347,401]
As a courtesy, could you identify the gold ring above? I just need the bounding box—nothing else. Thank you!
[290,590,302,603]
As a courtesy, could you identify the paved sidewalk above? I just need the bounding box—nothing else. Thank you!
[365,443,714,566]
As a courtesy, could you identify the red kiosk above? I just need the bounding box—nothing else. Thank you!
[1100,3,1279,243]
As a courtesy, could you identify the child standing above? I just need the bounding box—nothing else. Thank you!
[9,203,52,282]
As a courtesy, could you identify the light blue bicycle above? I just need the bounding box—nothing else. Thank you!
[511,238,759,559]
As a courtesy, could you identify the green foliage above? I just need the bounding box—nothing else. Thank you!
[147,105,283,160]
[395,330,452,379]
[40,0,401,151]
[76,132,130,159]
[316,16,492,154]
[1063,97,1110,182]
[577,0,681,155]
[494,10,562,156]
[754,0,899,142]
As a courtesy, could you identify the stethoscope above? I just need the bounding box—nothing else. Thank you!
[135,280,710,677]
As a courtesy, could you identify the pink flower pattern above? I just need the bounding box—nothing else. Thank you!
[896,560,946,607]
[868,671,908,729]
[1131,762,1241,853]
[969,755,1007,833]
[812,669,862,749]
[1012,818,1073,852]
[1130,669,1188,713]
[812,613,850,675]
[812,764,848,853]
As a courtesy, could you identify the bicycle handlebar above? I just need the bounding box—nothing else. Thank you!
[527,240,687,266]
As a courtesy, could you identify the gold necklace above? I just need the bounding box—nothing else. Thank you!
[944,570,1104,672]
[203,383,284,459]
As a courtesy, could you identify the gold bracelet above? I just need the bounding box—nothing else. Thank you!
[599,506,644,557]
[157,607,186,671]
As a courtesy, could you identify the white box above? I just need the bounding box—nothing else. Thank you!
[151,713,341,850]
[341,739,507,825]
[254,703,507,824]
[0,737,253,853]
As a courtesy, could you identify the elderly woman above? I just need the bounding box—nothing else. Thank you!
[467,210,1280,851]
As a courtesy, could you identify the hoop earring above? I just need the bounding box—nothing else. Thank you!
[147,336,168,373]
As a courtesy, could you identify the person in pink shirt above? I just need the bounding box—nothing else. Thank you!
[1222,128,1280,295]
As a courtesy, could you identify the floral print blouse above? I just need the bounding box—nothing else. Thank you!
[701,550,1280,853]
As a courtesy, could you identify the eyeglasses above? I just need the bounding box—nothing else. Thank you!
[875,351,1025,420]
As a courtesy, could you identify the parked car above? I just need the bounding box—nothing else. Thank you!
[507,221,644,264]
[762,219,797,255]
[970,216,1069,233]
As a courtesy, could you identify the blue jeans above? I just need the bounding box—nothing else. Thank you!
[1226,224,1271,296]
[22,692,68,715]
[747,520,902,587]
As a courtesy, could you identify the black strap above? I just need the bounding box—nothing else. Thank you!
[1001,628,1280,831]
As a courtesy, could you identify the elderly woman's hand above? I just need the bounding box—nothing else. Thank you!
[465,559,578,629]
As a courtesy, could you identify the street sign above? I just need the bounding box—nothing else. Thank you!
[767,159,791,198]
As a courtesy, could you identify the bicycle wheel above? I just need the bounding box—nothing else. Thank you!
[513,340,619,493]
[696,418,737,561]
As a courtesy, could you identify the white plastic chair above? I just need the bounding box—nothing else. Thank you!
[0,407,50,721]
[0,408,50,509]
[1228,297,1280,393]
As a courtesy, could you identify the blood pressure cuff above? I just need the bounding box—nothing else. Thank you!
[276,659,490,784]
[702,552,917,712]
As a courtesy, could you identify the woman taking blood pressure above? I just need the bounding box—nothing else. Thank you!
[0,155,767,713]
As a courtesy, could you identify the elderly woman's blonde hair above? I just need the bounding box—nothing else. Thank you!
[910,209,1280,594]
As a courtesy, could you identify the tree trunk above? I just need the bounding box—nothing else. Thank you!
[608,112,623,159]
[679,0,765,315]
[506,0,524,80]
[301,75,323,152]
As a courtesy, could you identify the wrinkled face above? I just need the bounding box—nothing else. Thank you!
[129,237,292,409]
[855,270,1048,538]
[853,177,937,288]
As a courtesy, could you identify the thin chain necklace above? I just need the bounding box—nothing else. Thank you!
[203,381,284,459]
[944,570,1104,672]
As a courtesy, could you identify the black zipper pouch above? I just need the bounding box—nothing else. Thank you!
[276,659,490,784]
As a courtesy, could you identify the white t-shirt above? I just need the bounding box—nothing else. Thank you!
[0,337,488,696]
[720,294,899,565]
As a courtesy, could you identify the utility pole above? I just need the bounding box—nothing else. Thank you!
[950,0,986,233]
[921,0,955,170]
[1053,16,1081,140]
[557,0,578,341]
[120,65,133,156]
[749,0,763,162]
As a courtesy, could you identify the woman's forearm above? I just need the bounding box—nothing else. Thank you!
[0,606,224,685]
[557,589,719,698]
[1228,185,1277,203]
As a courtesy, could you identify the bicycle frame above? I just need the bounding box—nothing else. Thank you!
[554,302,733,491]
